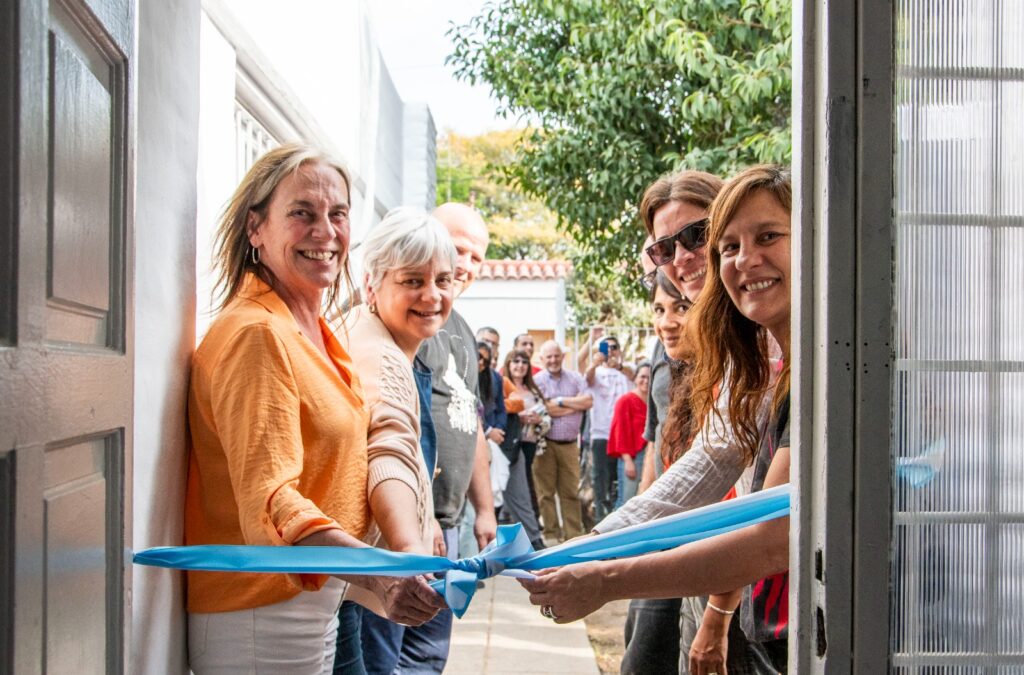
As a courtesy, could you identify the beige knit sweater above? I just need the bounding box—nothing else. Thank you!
[338,305,435,615]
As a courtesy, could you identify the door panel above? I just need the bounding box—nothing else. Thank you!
[48,32,113,343]
[5,0,135,672]
[43,435,112,674]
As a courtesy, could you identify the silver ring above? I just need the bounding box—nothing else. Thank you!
[541,604,556,620]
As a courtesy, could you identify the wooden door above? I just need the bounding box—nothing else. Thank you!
[1,0,135,672]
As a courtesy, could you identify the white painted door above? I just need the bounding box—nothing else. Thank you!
[1,0,135,672]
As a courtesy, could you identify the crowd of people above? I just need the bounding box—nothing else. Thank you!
[182,142,793,674]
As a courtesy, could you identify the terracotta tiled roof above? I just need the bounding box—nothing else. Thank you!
[478,259,573,281]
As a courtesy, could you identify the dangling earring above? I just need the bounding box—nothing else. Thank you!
[250,246,261,265]
[368,301,378,314]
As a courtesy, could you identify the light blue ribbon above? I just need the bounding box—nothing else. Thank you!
[134,484,790,618]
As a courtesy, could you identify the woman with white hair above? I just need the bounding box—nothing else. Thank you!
[333,207,458,674]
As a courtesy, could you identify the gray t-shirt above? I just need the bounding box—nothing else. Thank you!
[416,309,480,528]
[644,341,672,477]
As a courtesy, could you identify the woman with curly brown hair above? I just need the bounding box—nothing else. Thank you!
[522,165,794,674]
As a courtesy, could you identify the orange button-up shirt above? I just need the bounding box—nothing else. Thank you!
[184,274,370,613]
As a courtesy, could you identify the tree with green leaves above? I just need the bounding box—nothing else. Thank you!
[447,0,792,281]
[437,128,648,327]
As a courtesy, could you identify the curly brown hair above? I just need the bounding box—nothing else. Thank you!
[687,165,792,466]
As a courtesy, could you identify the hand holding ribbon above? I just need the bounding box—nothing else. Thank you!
[134,485,791,618]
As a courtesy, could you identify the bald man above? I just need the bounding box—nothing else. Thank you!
[533,340,592,543]
[356,202,495,674]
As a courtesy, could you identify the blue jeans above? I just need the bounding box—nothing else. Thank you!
[356,527,460,674]
[616,448,645,509]
[412,363,436,476]
[333,600,368,674]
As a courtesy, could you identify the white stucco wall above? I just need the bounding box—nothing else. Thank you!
[195,13,237,338]
[403,103,438,210]
[455,277,567,359]
[195,0,437,333]
[132,1,200,672]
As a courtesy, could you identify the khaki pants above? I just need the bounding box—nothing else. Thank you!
[532,439,584,541]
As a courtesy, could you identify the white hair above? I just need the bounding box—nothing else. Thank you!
[360,207,457,292]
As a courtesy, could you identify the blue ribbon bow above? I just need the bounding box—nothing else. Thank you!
[134,484,790,617]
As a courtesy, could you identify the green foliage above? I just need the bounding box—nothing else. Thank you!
[565,264,651,328]
[438,128,648,327]
[447,0,792,284]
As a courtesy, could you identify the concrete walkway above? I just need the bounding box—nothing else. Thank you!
[446,575,601,674]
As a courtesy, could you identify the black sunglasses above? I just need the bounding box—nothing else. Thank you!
[645,218,709,266]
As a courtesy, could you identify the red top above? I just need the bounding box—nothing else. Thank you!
[606,390,647,458]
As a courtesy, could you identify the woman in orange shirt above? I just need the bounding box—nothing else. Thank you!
[185,145,443,674]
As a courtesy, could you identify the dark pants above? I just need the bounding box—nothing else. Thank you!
[520,440,540,514]
[332,600,368,675]
[589,439,618,522]
[621,597,681,675]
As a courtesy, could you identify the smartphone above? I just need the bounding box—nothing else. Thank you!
[598,340,610,357]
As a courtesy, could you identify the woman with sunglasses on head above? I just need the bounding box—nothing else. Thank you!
[522,165,793,673]
[500,349,549,549]
[478,341,545,550]
[504,349,550,510]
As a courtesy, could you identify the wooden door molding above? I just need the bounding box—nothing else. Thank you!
[7,0,135,672]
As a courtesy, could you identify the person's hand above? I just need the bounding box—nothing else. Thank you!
[378,575,447,626]
[519,411,541,424]
[689,611,729,675]
[517,562,607,623]
[432,519,446,558]
[486,427,505,444]
[623,455,637,480]
[474,506,497,550]
[591,351,607,367]
[589,326,605,342]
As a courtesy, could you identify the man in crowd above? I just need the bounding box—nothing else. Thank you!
[360,202,496,674]
[476,326,500,368]
[513,332,541,374]
[533,340,592,543]
[584,336,634,521]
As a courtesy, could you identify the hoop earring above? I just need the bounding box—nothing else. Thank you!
[250,246,261,265]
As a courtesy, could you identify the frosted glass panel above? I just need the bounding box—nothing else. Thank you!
[892,0,1024,668]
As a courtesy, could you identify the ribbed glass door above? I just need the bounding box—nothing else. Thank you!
[891,0,1024,670]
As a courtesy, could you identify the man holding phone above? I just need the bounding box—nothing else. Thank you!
[585,336,634,521]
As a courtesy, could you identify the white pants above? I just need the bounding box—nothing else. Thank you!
[188,578,346,674]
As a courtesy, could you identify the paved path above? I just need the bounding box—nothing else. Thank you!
[446,575,601,674]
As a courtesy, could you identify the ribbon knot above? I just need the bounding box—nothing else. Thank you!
[132,486,791,620]
[451,555,490,578]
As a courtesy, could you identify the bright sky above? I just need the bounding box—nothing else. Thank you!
[366,0,519,136]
